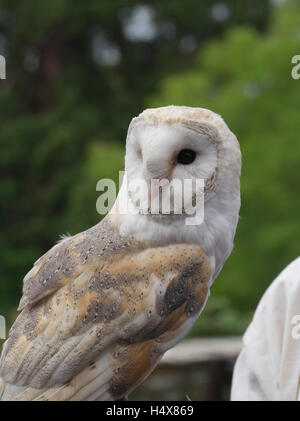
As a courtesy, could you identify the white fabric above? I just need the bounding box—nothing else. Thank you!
[231,257,300,401]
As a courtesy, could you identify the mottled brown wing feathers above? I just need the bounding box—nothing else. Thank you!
[0,220,212,400]
[18,219,142,310]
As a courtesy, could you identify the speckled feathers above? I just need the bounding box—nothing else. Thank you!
[0,218,212,400]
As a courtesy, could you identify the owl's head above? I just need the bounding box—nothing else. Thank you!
[114,105,241,277]
[123,106,240,220]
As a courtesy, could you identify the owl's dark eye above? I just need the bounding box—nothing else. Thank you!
[177,149,196,165]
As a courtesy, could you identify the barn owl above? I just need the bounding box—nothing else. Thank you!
[0,106,241,401]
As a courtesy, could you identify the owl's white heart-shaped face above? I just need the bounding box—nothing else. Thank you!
[125,122,218,218]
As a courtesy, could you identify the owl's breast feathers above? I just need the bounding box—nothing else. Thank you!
[0,218,213,401]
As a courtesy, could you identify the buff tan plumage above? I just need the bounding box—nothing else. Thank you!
[0,106,241,400]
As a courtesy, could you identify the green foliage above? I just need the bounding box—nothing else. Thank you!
[64,142,125,233]
[149,1,300,334]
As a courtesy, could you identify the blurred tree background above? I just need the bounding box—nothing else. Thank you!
[0,0,299,340]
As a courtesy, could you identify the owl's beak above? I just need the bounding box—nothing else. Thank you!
[143,159,172,203]
[144,158,171,181]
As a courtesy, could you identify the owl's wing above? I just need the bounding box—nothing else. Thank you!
[17,217,142,311]
[0,231,213,401]
[17,231,97,311]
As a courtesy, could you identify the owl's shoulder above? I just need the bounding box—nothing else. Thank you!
[18,218,142,310]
